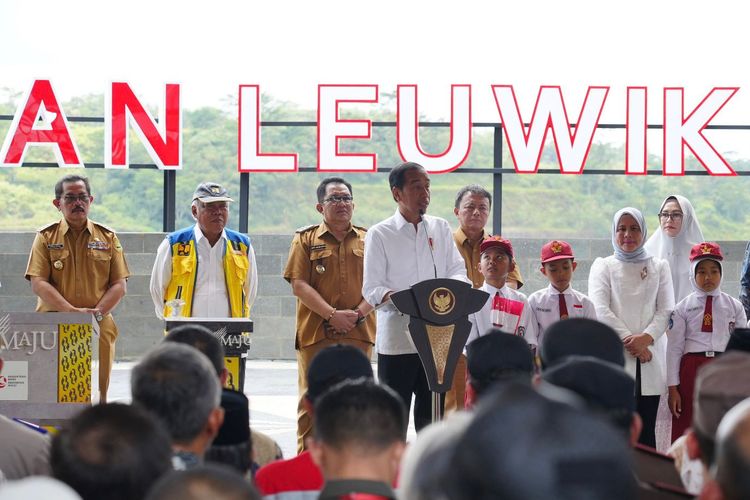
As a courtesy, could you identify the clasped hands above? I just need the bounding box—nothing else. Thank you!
[324,309,360,337]
[623,333,654,363]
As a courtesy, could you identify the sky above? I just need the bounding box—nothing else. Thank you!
[1,0,749,154]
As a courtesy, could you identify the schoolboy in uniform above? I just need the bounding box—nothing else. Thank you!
[527,240,597,347]
[466,236,537,349]
[667,242,747,442]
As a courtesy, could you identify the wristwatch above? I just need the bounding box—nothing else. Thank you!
[95,311,103,322]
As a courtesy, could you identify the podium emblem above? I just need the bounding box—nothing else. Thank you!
[428,288,455,315]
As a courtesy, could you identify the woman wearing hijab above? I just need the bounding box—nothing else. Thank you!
[588,207,676,448]
[644,195,704,303]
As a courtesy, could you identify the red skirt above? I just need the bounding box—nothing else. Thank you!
[671,353,716,442]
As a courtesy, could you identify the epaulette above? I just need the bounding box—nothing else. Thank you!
[295,224,318,234]
[91,221,116,234]
[36,221,59,232]
[353,224,368,232]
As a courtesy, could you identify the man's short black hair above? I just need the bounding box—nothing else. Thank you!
[51,403,173,500]
[454,184,491,209]
[540,318,625,369]
[146,464,261,500]
[55,174,91,199]
[164,324,225,377]
[388,162,426,191]
[316,177,353,203]
[306,344,374,404]
[441,383,636,500]
[466,331,534,397]
[313,379,407,453]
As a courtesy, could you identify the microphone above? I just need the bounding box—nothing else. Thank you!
[419,209,438,279]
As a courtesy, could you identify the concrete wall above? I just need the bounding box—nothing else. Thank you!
[1,232,746,360]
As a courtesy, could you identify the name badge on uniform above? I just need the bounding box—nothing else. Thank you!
[310,244,326,252]
[47,243,64,250]
[88,240,110,251]
[53,260,64,270]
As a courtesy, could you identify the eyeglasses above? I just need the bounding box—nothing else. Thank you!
[61,194,91,204]
[658,212,683,221]
[323,195,353,205]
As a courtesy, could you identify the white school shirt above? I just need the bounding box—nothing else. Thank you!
[588,255,675,396]
[150,225,258,319]
[466,282,538,349]
[527,284,598,347]
[666,290,746,386]
[362,209,468,355]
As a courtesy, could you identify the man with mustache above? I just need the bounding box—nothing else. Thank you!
[25,174,130,402]
[150,182,257,320]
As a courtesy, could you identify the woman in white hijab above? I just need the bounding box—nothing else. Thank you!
[588,207,676,449]
[644,195,704,303]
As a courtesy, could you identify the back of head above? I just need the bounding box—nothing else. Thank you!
[313,379,407,454]
[715,398,750,500]
[206,390,252,475]
[693,351,750,466]
[466,330,534,398]
[726,328,750,354]
[540,318,625,369]
[542,356,636,438]
[442,383,636,500]
[146,464,260,500]
[51,403,173,500]
[306,344,374,404]
[131,342,222,444]
[164,323,225,378]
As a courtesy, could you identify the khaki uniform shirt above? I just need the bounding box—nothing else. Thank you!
[453,227,524,289]
[25,218,130,311]
[284,222,375,348]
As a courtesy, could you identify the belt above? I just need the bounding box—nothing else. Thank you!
[685,351,722,358]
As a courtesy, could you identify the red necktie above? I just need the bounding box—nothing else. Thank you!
[701,295,713,333]
[491,292,502,327]
[559,293,569,319]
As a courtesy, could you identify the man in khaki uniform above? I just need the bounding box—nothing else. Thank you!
[284,177,375,452]
[25,174,129,403]
[445,184,525,412]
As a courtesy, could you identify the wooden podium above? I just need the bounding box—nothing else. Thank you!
[0,312,99,424]
[165,317,253,392]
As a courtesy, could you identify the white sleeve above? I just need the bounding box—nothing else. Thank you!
[644,260,676,341]
[149,237,171,320]
[666,305,687,387]
[519,298,538,347]
[246,244,258,315]
[587,258,633,339]
[362,228,390,307]
[441,221,469,283]
[582,295,598,321]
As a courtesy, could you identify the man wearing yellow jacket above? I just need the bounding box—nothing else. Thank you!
[150,182,258,320]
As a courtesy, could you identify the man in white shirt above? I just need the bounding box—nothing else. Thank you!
[150,182,258,320]
[362,162,468,431]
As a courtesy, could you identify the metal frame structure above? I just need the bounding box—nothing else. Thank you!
[2,114,749,235]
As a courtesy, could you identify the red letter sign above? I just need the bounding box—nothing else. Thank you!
[663,87,738,176]
[397,85,472,174]
[317,85,378,172]
[238,85,298,172]
[493,85,609,174]
[105,82,182,169]
[1,79,82,167]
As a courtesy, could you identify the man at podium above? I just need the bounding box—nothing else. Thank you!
[25,174,130,403]
[362,162,467,431]
[150,182,258,319]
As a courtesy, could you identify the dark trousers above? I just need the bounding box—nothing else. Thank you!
[378,353,433,431]
[636,360,660,448]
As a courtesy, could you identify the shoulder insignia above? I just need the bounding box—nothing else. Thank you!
[91,221,116,234]
[37,221,59,232]
[295,224,318,234]
[353,224,368,233]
